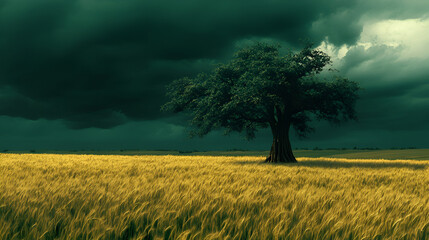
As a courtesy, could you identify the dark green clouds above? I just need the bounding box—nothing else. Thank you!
[340,45,429,131]
[0,0,362,128]
[0,0,428,149]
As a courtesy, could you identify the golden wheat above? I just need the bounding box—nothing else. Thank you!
[0,153,428,239]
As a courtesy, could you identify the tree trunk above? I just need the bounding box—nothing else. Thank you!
[265,118,297,163]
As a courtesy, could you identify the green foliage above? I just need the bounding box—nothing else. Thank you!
[163,42,359,139]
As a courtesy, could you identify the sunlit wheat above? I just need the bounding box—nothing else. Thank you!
[0,154,428,239]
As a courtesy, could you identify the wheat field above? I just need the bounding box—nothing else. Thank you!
[0,153,428,239]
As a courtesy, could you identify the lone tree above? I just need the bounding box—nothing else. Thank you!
[162,43,359,163]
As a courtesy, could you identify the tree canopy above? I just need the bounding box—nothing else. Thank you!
[163,42,359,162]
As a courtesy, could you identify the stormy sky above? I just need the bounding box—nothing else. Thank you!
[1,0,428,151]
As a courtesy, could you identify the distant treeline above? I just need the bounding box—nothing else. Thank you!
[299,147,418,151]
[1,147,421,154]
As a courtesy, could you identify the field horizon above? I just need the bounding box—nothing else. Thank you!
[2,148,429,161]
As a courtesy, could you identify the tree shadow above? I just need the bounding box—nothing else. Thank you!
[233,159,427,170]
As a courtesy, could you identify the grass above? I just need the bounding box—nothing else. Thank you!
[0,153,428,239]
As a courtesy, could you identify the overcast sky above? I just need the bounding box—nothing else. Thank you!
[1,0,428,151]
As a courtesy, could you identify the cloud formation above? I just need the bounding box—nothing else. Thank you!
[0,0,428,148]
[0,0,365,127]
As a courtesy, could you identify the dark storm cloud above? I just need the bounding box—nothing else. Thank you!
[0,116,273,151]
[293,42,429,148]
[339,45,429,131]
[0,0,368,128]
